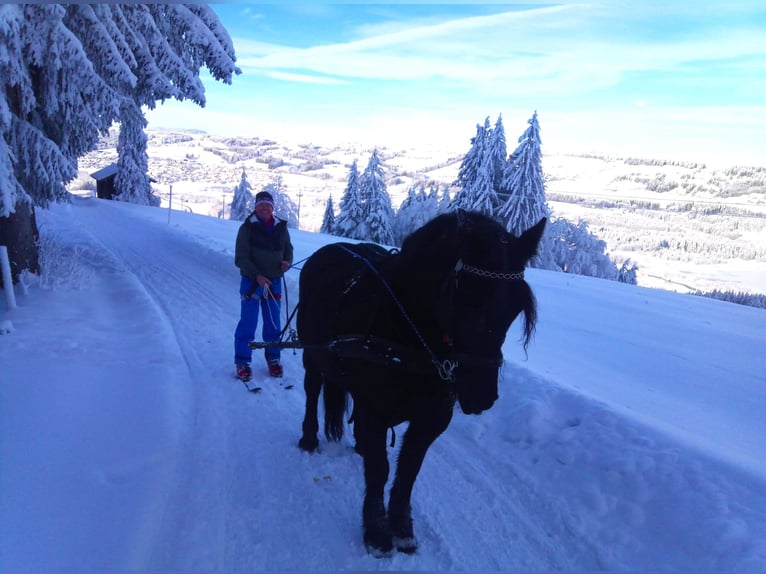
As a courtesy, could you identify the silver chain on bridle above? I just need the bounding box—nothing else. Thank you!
[454,259,525,281]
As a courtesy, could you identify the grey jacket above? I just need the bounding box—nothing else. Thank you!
[235,214,293,280]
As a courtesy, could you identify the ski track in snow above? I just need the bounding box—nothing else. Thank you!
[12,198,762,571]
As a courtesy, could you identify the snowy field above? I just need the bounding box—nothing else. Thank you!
[1,197,765,571]
[77,128,766,298]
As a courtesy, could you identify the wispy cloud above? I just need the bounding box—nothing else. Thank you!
[232,3,766,99]
[266,71,349,85]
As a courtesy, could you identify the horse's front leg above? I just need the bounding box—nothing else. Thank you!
[298,362,322,452]
[356,412,393,557]
[388,402,453,553]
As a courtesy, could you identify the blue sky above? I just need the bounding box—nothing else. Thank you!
[146,2,766,164]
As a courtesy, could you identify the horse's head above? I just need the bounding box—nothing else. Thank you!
[443,212,546,414]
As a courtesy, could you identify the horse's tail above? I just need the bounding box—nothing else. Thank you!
[323,380,347,442]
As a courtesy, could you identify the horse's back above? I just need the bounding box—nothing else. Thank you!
[298,242,394,353]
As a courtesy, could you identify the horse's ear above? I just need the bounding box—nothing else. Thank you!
[518,217,546,260]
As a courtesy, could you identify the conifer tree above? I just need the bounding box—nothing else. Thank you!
[0,3,240,285]
[334,160,365,239]
[488,114,508,199]
[393,186,418,245]
[230,168,254,221]
[546,218,626,280]
[438,185,452,214]
[360,149,394,245]
[467,157,498,217]
[424,183,441,219]
[264,176,298,228]
[498,111,550,237]
[450,118,490,211]
[320,194,336,235]
[115,100,159,206]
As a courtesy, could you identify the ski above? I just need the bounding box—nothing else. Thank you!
[235,374,262,393]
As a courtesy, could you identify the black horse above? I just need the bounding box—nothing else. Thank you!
[297,211,545,557]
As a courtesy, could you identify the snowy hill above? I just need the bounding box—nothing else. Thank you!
[1,198,765,571]
[75,128,766,297]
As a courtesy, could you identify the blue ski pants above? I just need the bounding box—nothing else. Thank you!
[234,276,282,364]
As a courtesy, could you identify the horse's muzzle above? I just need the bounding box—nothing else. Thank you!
[457,392,498,415]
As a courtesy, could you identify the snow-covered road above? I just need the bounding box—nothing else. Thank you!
[2,198,765,571]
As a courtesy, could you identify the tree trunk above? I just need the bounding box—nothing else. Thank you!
[0,200,40,288]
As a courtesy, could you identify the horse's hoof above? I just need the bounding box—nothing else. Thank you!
[364,537,394,558]
[298,436,319,452]
[393,535,418,554]
[365,544,394,559]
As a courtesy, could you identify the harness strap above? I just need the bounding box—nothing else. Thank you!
[336,245,454,381]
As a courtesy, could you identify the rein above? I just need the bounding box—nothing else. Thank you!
[335,245,458,381]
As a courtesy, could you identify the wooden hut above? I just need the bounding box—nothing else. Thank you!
[90,163,119,200]
[90,163,157,200]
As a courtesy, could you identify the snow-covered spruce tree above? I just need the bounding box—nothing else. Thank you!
[465,153,498,217]
[487,114,508,194]
[438,185,452,214]
[0,4,118,284]
[409,185,437,237]
[230,168,254,221]
[0,3,240,286]
[359,149,395,245]
[264,177,298,228]
[109,4,240,204]
[618,258,639,285]
[449,118,490,212]
[423,183,442,220]
[546,219,628,280]
[115,100,158,205]
[393,186,418,245]
[334,159,366,240]
[498,111,550,238]
[320,194,336,235]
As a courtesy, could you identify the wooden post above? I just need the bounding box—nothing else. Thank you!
[167,184,173,224]
[0,245,17,310]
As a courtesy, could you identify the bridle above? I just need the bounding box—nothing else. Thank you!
[455,259,525,281]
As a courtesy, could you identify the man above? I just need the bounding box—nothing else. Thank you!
[234,190,293,380]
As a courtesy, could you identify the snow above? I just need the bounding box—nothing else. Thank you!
[1,197,765,571]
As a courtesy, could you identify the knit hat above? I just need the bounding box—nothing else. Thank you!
[254,191,274,209]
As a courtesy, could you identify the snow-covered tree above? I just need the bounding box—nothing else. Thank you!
[487,114,508,192]
[335,159,365,239]
[114,100,158,205]
[465,155,498,217]
[424,183,442,219]
[393,186,418,244]
[359,149,395,245]
[395,182,443,243]
[618,258,639,285]
[450,118,490,212]
[544,218,632,282]
[230,168,254,221]
[0,3,240,286]
[498,111,550,237]
[264,176,298,228]
[320,194,336,235]
[438,185,452,214]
